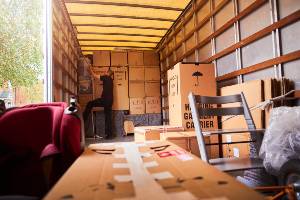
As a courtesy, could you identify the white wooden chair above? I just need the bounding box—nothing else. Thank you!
[188,92,265,172]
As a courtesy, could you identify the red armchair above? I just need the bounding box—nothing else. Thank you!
[0,101,83,197]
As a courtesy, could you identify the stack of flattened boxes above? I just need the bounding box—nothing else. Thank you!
[128,50,161,115]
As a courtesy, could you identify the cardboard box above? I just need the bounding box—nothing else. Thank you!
[92,78,103,99]
[128,50,143,66]
[145,81,160,96]
[134,125,184,142]
[220,80,263,158]
[78,94,93,109]
[168,63,217,131]
[111,51,128,66]
[93,50,110,66]
[44,141,264,200]
[124,120,135,135]
[111,66,129,110]
[129,67,145,81]
[143,50,159,66]
[129,98,145,115]
[161,131,211,158]
[129,81,145,98]
[92,66,129,110]
[222,134,251,158]
[145,96,161,114]
[145,67,160,81]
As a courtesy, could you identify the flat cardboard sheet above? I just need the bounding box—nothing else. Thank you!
[43,141,264,200]
[220,80,263,158]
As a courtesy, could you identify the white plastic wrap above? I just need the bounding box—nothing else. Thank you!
[259,106,300,175]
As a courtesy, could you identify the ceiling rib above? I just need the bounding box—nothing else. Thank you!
[77,32,163,38]
[74,24,169,30]
[81,45,153,49]
[78,38,157,44]
[69,13,175,22]
[64,0,183,11]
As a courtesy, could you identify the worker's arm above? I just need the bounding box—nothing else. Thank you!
[88,66,100,80]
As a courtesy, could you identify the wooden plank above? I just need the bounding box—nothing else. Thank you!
[69,13,175,22]
[78,38,157,44]
[57,0,81,56]
[217,50,300,81]
[64,0,184,11]
[77,31,163,38]
[74,24,168,31]
[160,0,268,73]
[158,0,208,51]
[160,0,230,61]
[176,0,268,64]
[53,9,79,58]
[80,45,154,49]
[203,10,300,63]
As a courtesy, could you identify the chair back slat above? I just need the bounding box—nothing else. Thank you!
[188,91,259,164]
[195,94,242,104]
[198,107,244,116]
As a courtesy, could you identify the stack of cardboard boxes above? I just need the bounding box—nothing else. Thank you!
[92,50,161,115]
[129,50,161,115]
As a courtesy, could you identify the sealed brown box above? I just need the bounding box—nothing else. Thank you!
[111,51,128,66]
[92,78,103,99]
[145,81,160,96]
[145,96,161,114]
[111,66,129,110]
[134,125,184,142]
[168,63,217,131]
[129,67,145,81]
[128,50,143,66]
[124,120,135,135]
[129,98,145,114]
[145,67,160,81]
[143,50,159,66]
[44,141,264,200]
[93,50,110,66]
[129,81,145,98]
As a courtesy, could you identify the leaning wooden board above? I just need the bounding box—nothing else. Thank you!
[43,141,264,200]
[220,80,264,158]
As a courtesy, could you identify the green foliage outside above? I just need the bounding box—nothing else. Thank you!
[0,0,43,88]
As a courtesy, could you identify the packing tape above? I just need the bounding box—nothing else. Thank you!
[114,175,132,182]
[114,154,126,158]
[136,143,147,147]
[176,154,193,161]
[140,152,152,158]
[151,171,174,180]
[143,161,159,168]
[113,163,129,169]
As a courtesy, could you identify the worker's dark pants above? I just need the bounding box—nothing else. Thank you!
[83,98,113,137]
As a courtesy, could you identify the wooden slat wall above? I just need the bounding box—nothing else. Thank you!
[52,0,80,102]
[158,0,300,124]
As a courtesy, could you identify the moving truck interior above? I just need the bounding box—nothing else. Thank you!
[1,0,300,199]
